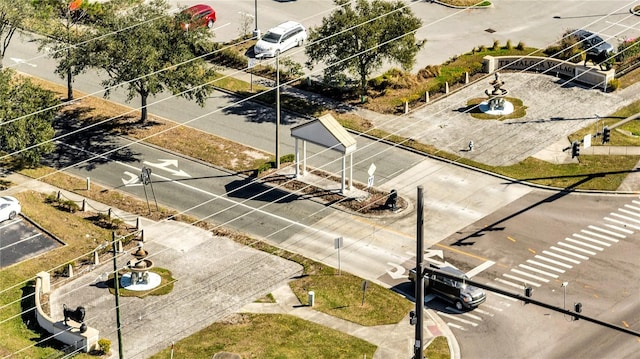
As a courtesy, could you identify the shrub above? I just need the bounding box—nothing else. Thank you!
[607,78,620,91]
[516,41,526,50]
[417,65,441,79]
[98,338,111,355]
[61,199,79,213]
[492,39,500,50]
[478,44,487,52]
[505,39,513,50]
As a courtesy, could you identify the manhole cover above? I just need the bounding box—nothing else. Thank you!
[485,28,496,33]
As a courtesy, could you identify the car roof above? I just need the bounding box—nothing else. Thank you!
[268,21,304,35]
[184,4,213,14]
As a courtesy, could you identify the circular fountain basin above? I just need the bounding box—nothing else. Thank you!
[120,272,161,291]
[479,100,514,116]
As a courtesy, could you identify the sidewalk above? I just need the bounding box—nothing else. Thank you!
[239,283,453,359]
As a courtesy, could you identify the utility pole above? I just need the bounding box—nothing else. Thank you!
[112,233,124,358]
[414,186,424,359]
[275,54,281,169]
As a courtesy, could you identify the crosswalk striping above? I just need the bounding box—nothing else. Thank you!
[495,277,525,289]
[549,246,589,260]
[439,312,479,326]
[510,268,550,282]
[564,237,604,251]
[447,322,466,331]
[557,241,597,255]
[603,223,633,234]
[572,233,612,247]
[618,208,640,218]
[521,262,561,277]
[541,250,580,264]
[527,259,565,273]
[587,225,626,238]
[611,212,640,224]
[580,229,619,243]
[534,255,573,268]
[462,312,483,321]
[473,307,496,316]
[604,217,640,231]
[502,273,540,287]
[624,203,640,212]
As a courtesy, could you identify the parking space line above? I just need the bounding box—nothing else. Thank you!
[1,233,43,250]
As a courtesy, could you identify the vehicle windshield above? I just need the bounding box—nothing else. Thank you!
[261,32,281,43]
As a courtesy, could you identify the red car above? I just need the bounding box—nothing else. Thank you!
[180,4,216,31]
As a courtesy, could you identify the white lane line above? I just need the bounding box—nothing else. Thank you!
[439,312,479,326]
[550,246,589,260]
[565,238,604,251]
[535,254,573,268]
[588,225,626,238]
[572,233,611,247]
[541,250,580,264]
[447,323,466,331]
[604,217,640,231]
[466,260,495,278]
[522,262,562,276]
[619,208,640,218]
[604,223,633,234]
[473,308,495,316]
[611,212,640,224]
[580,229,619,243]
[527,259,565,273]
[495,278,525,290]
[557,242,597,256]
[510,268,550,283]
[502,273,540,287]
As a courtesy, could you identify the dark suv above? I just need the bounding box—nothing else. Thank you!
[571,29,614,54]
[409,264,486,311]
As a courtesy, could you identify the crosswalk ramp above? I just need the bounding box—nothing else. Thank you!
[494,198,637,290]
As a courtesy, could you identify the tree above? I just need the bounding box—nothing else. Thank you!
[35,0,102,100]
[83,0,216,122]
[0,69,59,166]
[0,0,30,69]
[305,0,424,95]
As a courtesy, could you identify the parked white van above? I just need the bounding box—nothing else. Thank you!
[254,21,307,58]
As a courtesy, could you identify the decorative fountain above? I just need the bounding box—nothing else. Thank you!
[480,72,514,115]
[120,242,161,291]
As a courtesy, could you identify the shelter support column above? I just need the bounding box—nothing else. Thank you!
[341,155,346,194]
[302,141,307,176]
[349,152,353,190]
[294,138,299,178]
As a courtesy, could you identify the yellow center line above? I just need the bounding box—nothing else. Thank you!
[528,248,536,254]
[622,321,629,328]
[507,236,516,242]
[435,243,490,262]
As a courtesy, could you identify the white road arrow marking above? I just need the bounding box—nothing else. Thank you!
[386,262,406,279]
[143,159,191,177]
[424,249,444,259]
[121,171,142,186]
[10,57,37,67]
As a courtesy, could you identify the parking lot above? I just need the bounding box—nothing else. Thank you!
[0,216,63,268]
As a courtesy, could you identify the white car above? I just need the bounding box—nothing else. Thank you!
[0,196,21,221]
[254,21,307,58]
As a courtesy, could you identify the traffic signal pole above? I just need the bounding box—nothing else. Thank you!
[414,186,424,359]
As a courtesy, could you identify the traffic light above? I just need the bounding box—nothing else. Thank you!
[602,127,611,144]
[571,141,580,158]
[525,286,533,298]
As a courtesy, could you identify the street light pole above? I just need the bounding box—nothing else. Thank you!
[253,0,260,38]
[275,53,280,169]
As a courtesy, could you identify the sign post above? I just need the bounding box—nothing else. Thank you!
[334,237,343,275]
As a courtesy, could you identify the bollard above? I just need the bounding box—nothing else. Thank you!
[308,291,315,307]
[108,208,112,219]
[404,100,409,114]
[57,191,61,201]
[465,71,469,84]
[445,81,449,94]
[82,199,86,212]
[67,263,74,278]
[117,240,123,253]
[86,177,90,191]
[136,217,140,230]
[93,251,99,265]
[424,91,429,103]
